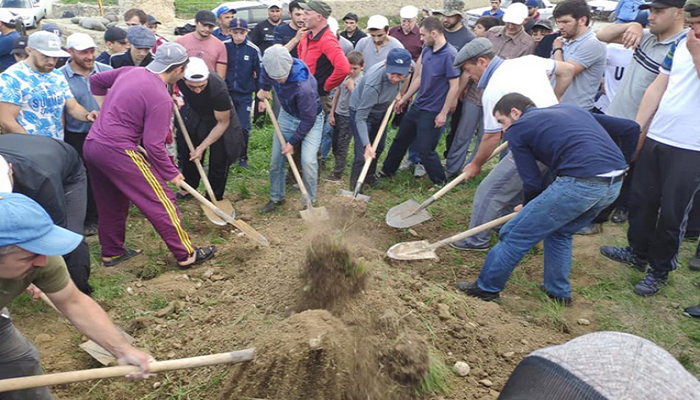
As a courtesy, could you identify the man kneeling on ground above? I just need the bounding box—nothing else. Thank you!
[457,93,638,306]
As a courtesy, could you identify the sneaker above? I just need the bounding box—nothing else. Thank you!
[260,199,285,213]
[633,271,668,296]
[326,172,342,181]
[611,209,628,224]
[455,281,500,301]
[538,284,572,307]
[175,191,192,201]
[239,158,248,168]
[684,304,700,318]
[449,239,490,252]
[689,253,700,271]
[399,158,414,171]
[83,223,98,237]
[414,163,426,178]
[291,183,300,191]
[576,223,603,235]
[599,246,648,272]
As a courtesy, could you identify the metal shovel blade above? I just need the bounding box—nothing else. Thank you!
[386,240,437,260]
[201,199,235,226]
[300,206,330,222]
[338,189,370,203]
[386,200,433,228]
[79,327,135,366]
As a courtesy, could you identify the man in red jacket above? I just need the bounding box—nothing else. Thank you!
[298,0,350,111]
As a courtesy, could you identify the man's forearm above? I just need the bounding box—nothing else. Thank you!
[67,102,91,122]
[472,133,501,168]
[199,121,228,152]
[0,119,27,134]
[596,22,634,43]
[440,79,460,116]
[216,64,227,79]
[635,75,667,131]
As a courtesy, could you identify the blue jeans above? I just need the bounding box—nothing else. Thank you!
[270,109,324,204]
[476,176,622,299]
[321,118,333,160]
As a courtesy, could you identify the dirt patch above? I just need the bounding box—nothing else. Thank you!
[298,235,368,311]
[381,332,431,385]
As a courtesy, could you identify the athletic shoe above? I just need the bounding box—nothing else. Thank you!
[684,304,700,318]
[326,172,342,181]
[239,159,248,169]
[633,271,668,296]
[611,209,628,224]
[399,158,414,171]
[689,252,700,271]
[455,281,500,301]
[449,239,490,252]
[538,284,572,307]
[599,246,648,272]
[576,223,603,235]
[260,199,285,213]
[414,163,426,178]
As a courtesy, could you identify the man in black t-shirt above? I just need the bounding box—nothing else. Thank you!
[250,3,283,55]
[175,57,244,201]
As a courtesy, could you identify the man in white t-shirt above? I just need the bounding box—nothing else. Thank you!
[594,43,634,113]
[449,38,575,251]
[600,8,700,297]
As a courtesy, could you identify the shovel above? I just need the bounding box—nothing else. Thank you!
[386,141,509,228]
[39,292,134,366]
[0,348,255,393]
[386,212,517,260]
[339,99,396,202]
[179,181,270,247]
[263,99,330,222]
[173,105,235,226]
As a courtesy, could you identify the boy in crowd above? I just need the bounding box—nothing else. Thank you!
[96,27,128,65]
[147,14,169,53]
[225,17,261,168]
[328,51,364,181]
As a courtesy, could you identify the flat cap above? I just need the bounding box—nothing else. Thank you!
[453,37,493,67]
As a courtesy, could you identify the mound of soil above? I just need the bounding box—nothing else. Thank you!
[220,310,354,400]
[381,332,431,385]
[298,235,367,310]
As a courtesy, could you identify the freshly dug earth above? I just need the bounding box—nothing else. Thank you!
[298,234,367,310]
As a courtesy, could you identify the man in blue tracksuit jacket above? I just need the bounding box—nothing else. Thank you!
[256,45,324,213]
[225,18,261,167]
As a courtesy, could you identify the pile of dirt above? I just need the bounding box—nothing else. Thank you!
[298,235,368,310]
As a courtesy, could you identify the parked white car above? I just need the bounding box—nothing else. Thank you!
[465,0,555,28]
[0,0,46,28]
[588,0,618,21]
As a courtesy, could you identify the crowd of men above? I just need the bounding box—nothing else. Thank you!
[1,0,700,395]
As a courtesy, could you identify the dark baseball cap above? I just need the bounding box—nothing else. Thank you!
[41,22,62,38]
[684,0,700,15]
[229,17,249,30]
[386,48,411,75]
[639,0,686,9]
[147,14,161,26]
[104,26,127,42]
[195,9,217,26]
[300,0,332,18]
[10,35,27,55]
[342,12,359,21]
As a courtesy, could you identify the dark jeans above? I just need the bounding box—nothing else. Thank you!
[349,110,386,189]
[231,92,253,161]
[381,106,447,185]
[443,99,463,158]
[0,312,53,400]
[628,138,700,273]
[331,113,352,175]
[175,114,231,201]
[64,130,97,226]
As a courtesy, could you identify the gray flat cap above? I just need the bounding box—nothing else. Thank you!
[453,38,493,67]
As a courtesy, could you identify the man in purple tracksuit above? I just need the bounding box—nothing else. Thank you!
[83,42,215,269]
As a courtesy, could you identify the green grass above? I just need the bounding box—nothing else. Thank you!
[418,351,451,395]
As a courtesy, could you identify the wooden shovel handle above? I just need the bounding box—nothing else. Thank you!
[173,104,218,202]
[356,99,396,186]
[263,99,312,204]
[179,181,269,246]
[0,348,255,393]
[430,212,518,250]
[428,141,509,202]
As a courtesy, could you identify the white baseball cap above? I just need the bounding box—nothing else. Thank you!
[66,33,96,51]
[400,6,419,19]
[0,9,16,24]
[0,155,12,193]
[366,15,389,30]
[184,57,210,82]
[502,2,529,24]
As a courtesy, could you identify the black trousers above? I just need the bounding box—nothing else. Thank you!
[628,138,700,273]
[349,111,386,190]
[443,99,463,158]
[331,113,352,175]
[64,130,98,226]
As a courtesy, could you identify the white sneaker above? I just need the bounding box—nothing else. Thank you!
[414,163,426,178]
[399,158,414,171]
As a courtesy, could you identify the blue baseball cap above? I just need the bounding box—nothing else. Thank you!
[526,0,539,7]
[229,17,249,30]
[215,5,236,18]
[386,48,412,75]
[0,193,82,256]
[41,22,63,38]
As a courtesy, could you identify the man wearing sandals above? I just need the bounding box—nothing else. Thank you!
[84,42,215,269]
[0,193,154,399]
